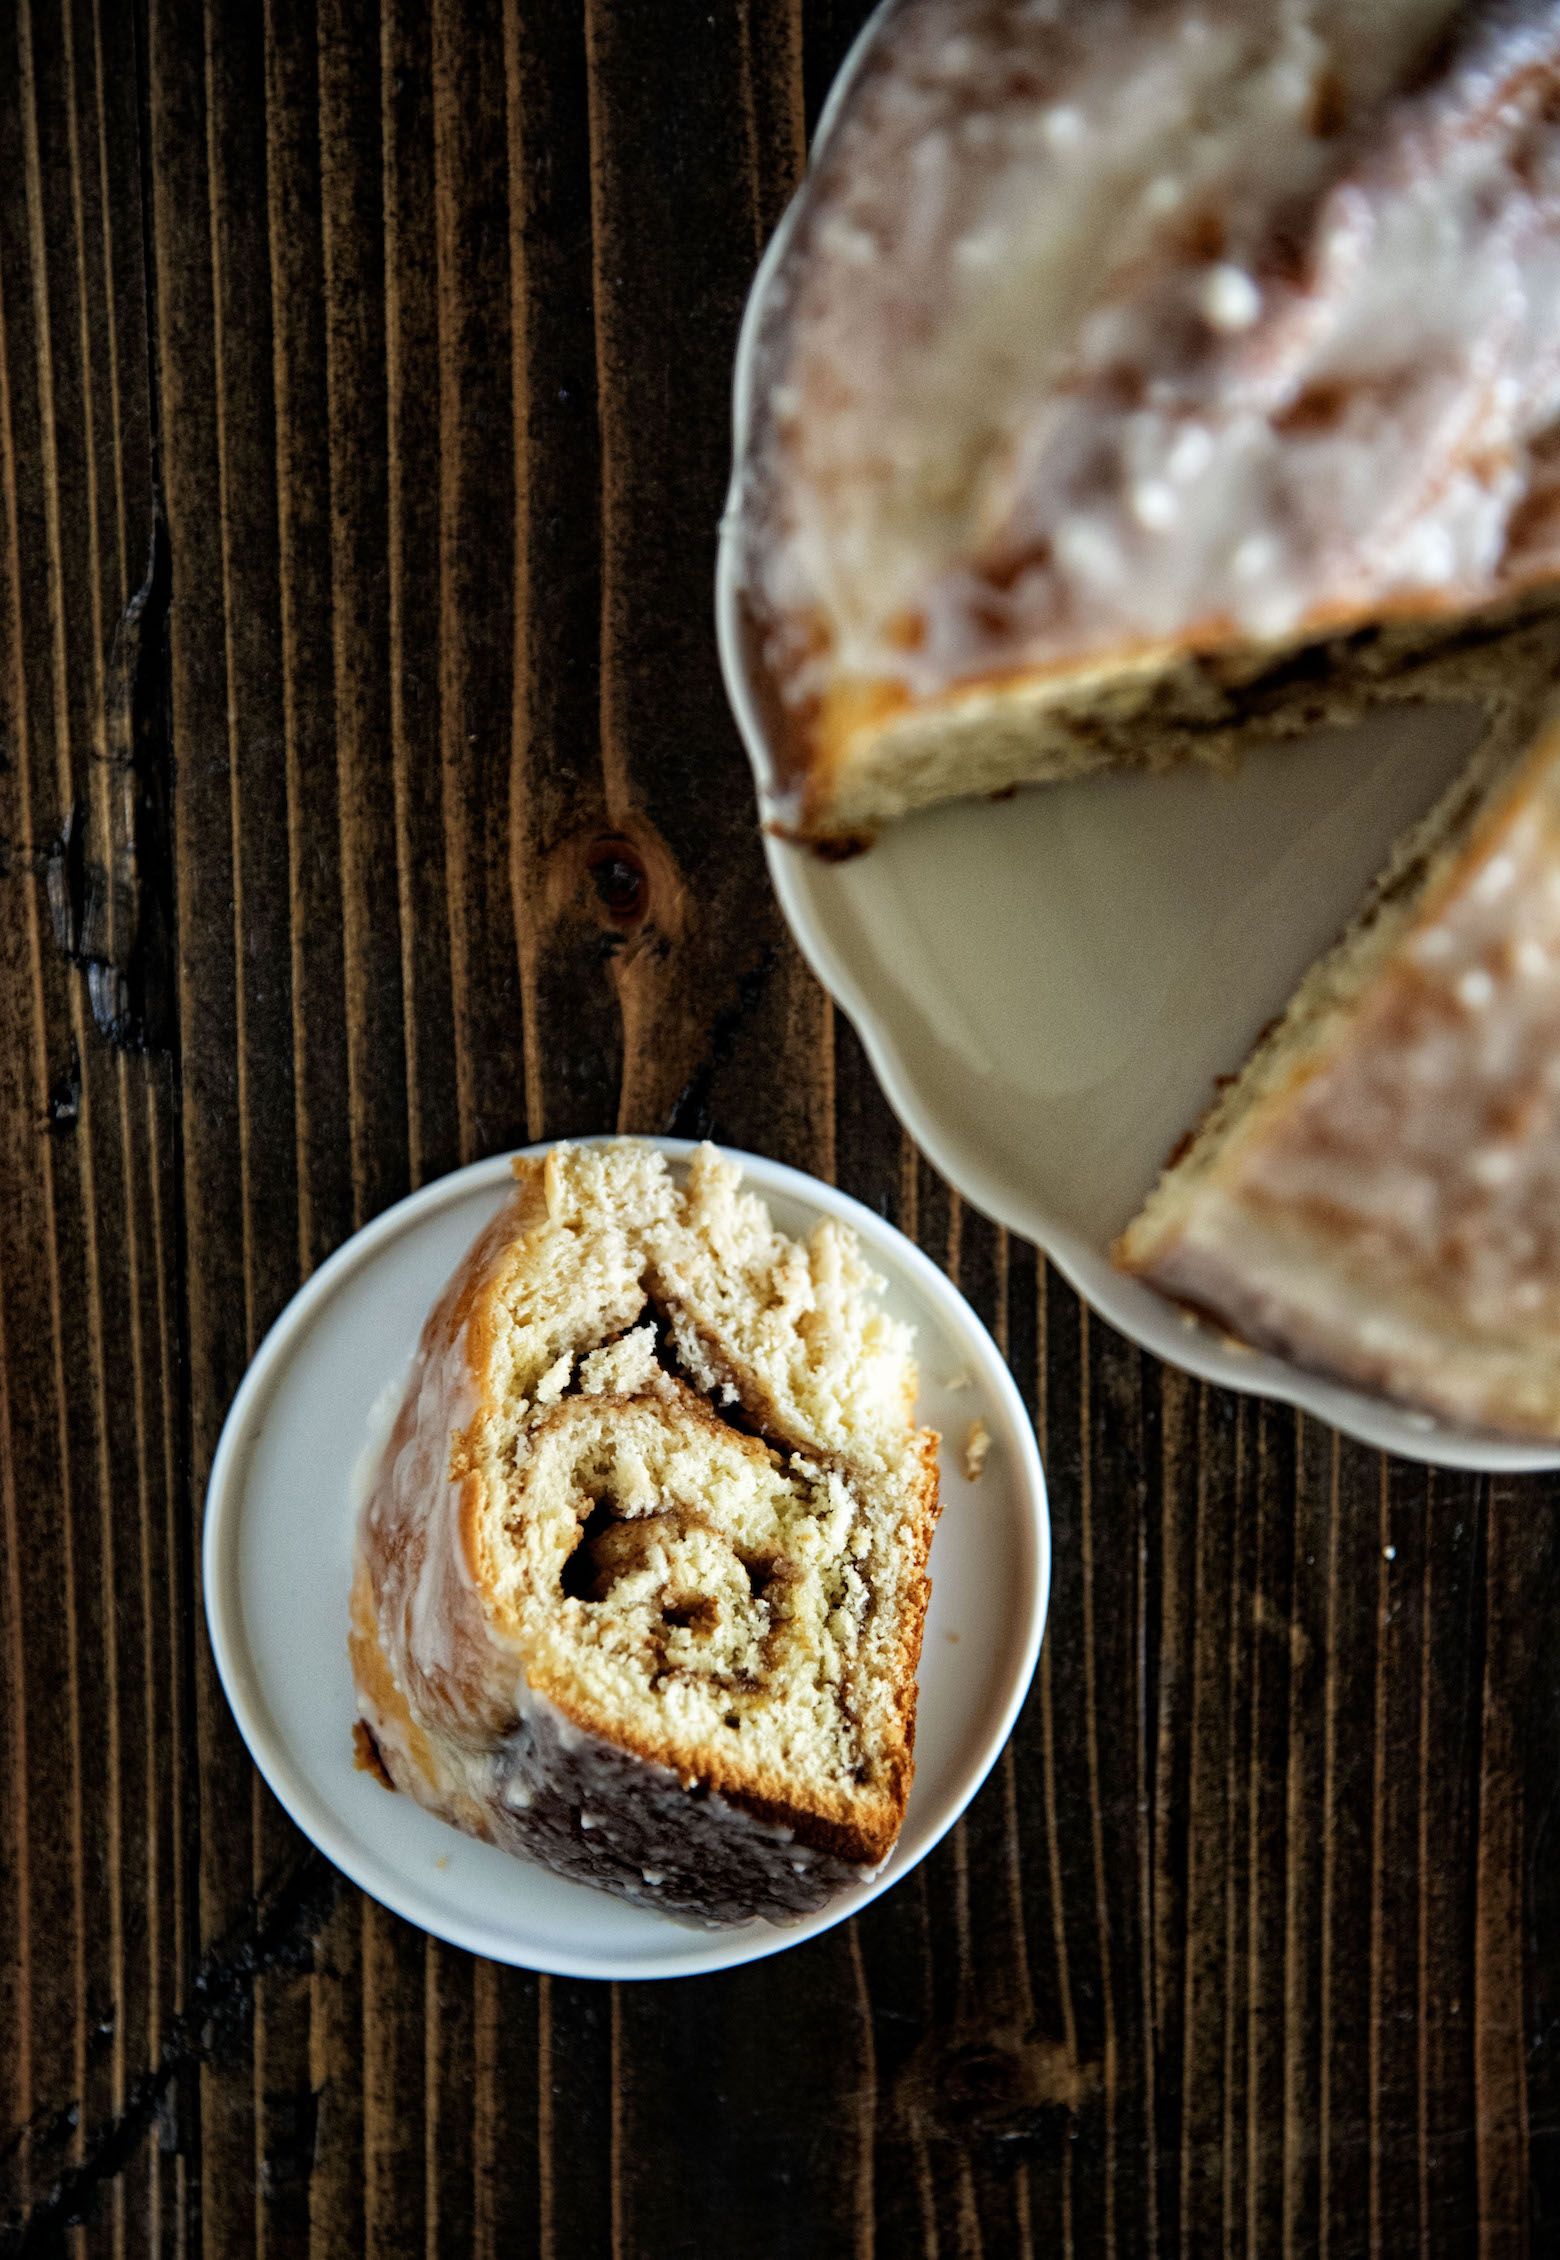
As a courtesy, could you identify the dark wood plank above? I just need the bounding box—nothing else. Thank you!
[379,0,463,1187]
[0,0,185,2253]
[583,0,829,1166]
[503,0,620,1149]
[148,0,270,2246]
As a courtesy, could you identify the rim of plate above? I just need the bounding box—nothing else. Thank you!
[203,1137,1051,1980]
[713,34,1560,1475]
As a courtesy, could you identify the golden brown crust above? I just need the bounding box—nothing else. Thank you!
[351,1720,394,1790]
[783,583,1560,843]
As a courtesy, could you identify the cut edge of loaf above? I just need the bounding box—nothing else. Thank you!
[477,1145,939,1865]
[779,583,1560,846]
[1114,696,1560,1285]
[351,1140,943,1912]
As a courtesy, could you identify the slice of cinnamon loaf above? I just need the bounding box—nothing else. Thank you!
[349,1141,941,1925]
[1115,704,1560,1440]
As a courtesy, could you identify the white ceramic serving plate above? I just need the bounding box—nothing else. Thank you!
[203,1140,1050,1981]
[715,15,1560,1475]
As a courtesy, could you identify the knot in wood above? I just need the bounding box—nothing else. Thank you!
[586,835,650,927]
[899,2026,1089,2153]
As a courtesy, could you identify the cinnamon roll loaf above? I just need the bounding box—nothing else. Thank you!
[349,1142,941,1925]
[735,0,1560,845]
[1116,703,1560,1441]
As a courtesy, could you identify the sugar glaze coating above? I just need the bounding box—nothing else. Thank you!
[740,0,1560,793]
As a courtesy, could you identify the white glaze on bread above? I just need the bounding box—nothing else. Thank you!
[737,0,1560,834]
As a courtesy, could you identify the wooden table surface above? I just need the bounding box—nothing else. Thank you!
[4,3,1560,2253]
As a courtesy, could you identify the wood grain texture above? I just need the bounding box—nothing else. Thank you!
[3,1,1560,2253]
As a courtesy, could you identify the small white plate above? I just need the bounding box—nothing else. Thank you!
[203,1139,1050,1980]
[715,19,1560,1474]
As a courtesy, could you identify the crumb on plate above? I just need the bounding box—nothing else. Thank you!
[963,1417,991,1483]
